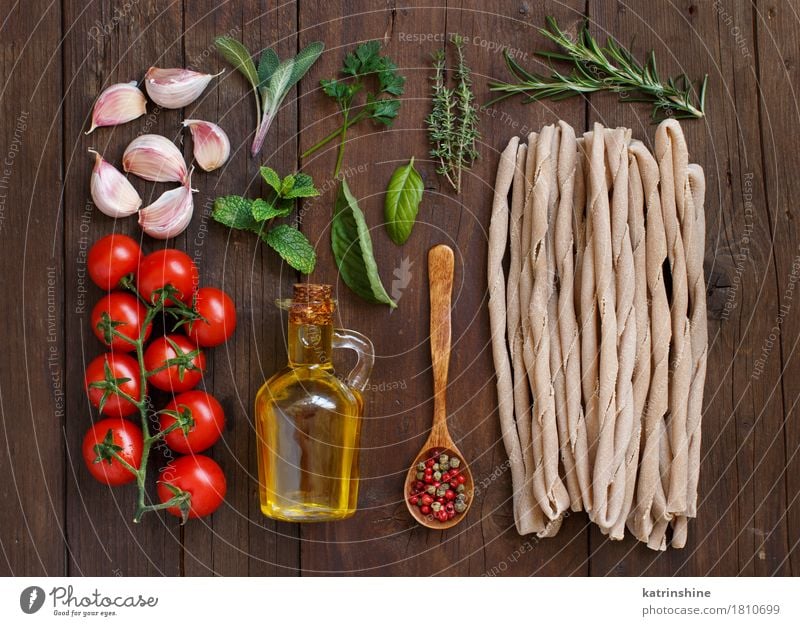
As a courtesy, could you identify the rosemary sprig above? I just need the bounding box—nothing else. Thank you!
[426,34,480,194]
[487,16,708,121]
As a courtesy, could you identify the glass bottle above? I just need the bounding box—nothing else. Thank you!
[255,283,374,522]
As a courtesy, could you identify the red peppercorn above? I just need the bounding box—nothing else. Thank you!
[421,494,433,506]
[436,497,444,504]
[410,496,419,506]
[425,459,435,468]
[447,510,455,519]
[446,502,455,511]
[442,472,450,482]
[438,510,448,522]
[445,489,456,500]
[420,505,431,515]
[415,480,424,490]
[457,474,466,484]
[433,481,441,488]
[449,481,458,488]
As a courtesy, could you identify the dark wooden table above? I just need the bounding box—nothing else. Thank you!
[1,0,797,576]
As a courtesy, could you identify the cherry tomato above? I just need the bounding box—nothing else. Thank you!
[157,455,226,519]
[88,234,142,290]
[82,417,143,486]
[144,334,205,393]
[160,391,225,454]
[184,287,237,347]
[90,292,152,351]
[137,249,198,305]
[85,352,143,418]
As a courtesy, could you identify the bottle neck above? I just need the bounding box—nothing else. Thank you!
[287,321,334,367]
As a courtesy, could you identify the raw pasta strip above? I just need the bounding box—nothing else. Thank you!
[555,121,592,511]
[655,120,691,516]
[523,124,571,519]
[547,125,582,511]
[487,136,533,534]
[506,141,540,533]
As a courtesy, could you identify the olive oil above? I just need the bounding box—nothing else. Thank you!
[255,284,373,522]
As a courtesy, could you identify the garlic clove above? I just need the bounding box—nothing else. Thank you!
[144,67,222,109]
[182,119,230,172]
[123,134,188,184]
[138,170,196,240]
[86,81,147,134]
[88,149,142,218]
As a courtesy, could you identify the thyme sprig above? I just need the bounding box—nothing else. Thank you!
[427,34,480,194]
[487,16,708,121]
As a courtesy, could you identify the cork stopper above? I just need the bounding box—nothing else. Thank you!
[288,283,334,325]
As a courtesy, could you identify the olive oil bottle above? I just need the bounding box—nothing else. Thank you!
[255,284,374,522]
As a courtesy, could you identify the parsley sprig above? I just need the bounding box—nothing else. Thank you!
[212,168,319,274]
[302,41,405,176]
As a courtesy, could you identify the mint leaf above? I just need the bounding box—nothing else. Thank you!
[280,174,296,196]
[259,167,282,194]
[252,198,292,222]
[213,195,260,231]
[263,225,316,274]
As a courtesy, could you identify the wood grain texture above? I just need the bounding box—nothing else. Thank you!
[0,0,798,576]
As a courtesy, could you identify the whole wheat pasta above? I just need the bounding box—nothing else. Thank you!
[656,120,692,516]
[586,123,621,529]
[487,136,532,534]
[555,121,593,512]
[547,126,582,511]
[506,141,540,534]
[522,124,570,520]
[627,139,671,543]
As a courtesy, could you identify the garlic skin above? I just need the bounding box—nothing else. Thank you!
[183,119,230,172]
[138,170,196,239]
[87,82,147,134]
[144,67,221,109]
[123,134,188,184]
[88,149,142,218]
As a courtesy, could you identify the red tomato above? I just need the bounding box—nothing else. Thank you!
[88,234,142,290]
[90,292,152,351]
[184,287,237,347]
[144,334,206,393]
[82,417,143,486]
[157,455,226,519]
[85,352,143,417]
[160,391,225,453]
[137,249,199,305]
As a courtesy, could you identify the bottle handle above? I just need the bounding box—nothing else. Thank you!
[332,328,374,392]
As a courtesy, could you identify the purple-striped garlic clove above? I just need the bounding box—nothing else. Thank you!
[182,119,230,172]
[138,169,196,239]
[122,134,188,184]
[88,149,142,218]
[86,81,147,134]
[144,67,222,109]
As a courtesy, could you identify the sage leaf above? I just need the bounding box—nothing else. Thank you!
[257,48,280,87]
[264,224,316,274]
[331,179,396,307]
[384,157,423,245]
[214,37,258,89]
[289,42,324,87]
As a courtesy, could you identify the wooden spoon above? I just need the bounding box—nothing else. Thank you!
[404,244,473,529]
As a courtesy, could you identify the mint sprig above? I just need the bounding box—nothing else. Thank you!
[213,167,319,274]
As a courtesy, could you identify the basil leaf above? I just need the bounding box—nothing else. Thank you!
[264,225,316,274]
[215,37,258,89]
[384,157,423,245]
[331,179,396,307]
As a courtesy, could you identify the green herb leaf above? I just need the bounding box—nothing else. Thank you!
[259,167,282,194]
[252,198,291,222]
[212,195,260,231]
[288,41,324,87]
[264,225,316,274]
[215,36,258,89]
[385,158,423,245]
[331,179,396,307]
[257,48,280,86]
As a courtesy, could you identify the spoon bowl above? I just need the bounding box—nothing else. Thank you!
[403,245,473,530]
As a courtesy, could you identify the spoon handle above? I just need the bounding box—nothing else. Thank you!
[428,244,454,444]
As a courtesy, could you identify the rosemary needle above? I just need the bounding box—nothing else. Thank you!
[488,16,708,121]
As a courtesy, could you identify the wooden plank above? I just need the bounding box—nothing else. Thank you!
[62,0,185,576]
[295,0,589,575]
[586,0,784,576]
[754,0,800,576]
[0,0,66,576]
[180,0,301,577]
